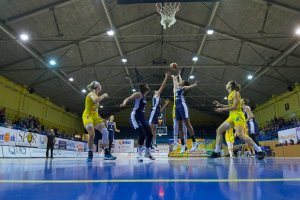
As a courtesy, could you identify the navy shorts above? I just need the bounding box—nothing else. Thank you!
[130,111,149,130]
[149,110,160,125]
[247,120,259,134]
[175,103,189,121]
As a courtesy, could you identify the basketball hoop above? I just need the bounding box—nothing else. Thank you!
[156,2,180,29]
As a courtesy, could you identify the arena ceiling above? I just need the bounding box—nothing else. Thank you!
[0,0,300,117]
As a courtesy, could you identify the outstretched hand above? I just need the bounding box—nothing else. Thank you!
[102,93,108,98]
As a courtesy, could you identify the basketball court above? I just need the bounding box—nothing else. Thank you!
[1,0,300,199]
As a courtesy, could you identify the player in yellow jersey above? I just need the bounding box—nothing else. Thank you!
[225,128,235,158]
[210,81,265,160]
[82,81,116,161]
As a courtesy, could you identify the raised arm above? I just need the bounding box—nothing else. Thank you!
[160,99,171,113]
[120,92,142,108]
[183,80,198,91]
[156,71,170,96]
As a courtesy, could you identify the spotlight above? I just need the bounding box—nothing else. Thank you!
[207,29,214,35]
[121,58,127,63]
[68,77,74,82]
[107,29,115,36]
[20,33,29,41]
[224,97,227,100]
[192,56,198,62]
[247,75,253,80]
[189,75,195,79]
[295,27,300,35]
[49,59,57,66]
[81,89,86,93]
[132,88,136,92]
[100,105,104,108]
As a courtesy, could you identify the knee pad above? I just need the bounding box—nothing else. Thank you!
[100,128,109,144]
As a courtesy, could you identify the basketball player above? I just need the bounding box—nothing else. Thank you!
[149,72,170,151]
[107,115,120,152]
[210,81,265,160]
[172,72,198,153]
[225,128,235,158]
[82,81,117,161]
[171,73,188,153]
[242,99,260,157]
[120,83,154,162]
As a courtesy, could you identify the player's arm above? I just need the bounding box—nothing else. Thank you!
[120,92,142,107]
[160,99,170,113]
[114,122,120,133]
[212,100,230,108]
[171,75,179,91]
[245,106,254,122]
[156,71,170,96]
[90,92,108,104]
[183,80,198,91]
[215,91,239,112]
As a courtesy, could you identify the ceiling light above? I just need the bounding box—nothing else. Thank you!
[207,29,214,35]
[107,29,115,36]
[49,59,57,66]
[132,88,136,92]
[100,105,104,108]
[189,75,195,79]
[68,77,74,82]
[121,58,127,63]
[81,89,86,93]
[20,33,29,41]
[247,75,253,80]
[224,97,227,100]
[192,56,198,62]
[295,27,300,35]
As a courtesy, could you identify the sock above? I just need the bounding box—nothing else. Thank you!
[215,144,221,153]
[153,138,156,145]
[191,135,196,142]
[252,144,262,152]
[138,146,143,154]
[181,138,185,146]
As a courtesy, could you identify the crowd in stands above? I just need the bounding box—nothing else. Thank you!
[0,107,83,141]
[259,116,300,135]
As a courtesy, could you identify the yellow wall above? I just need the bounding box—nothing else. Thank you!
[0,75,83,134]
[254,83,300,127]
[114,102,223,127]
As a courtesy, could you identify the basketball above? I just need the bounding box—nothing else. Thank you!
[170,63,178,71]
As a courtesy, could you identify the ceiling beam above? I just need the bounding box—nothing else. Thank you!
[176,17,300,61]
[189,2,220,80]
[253,0,300,15]
[3,0,81,24]
[242,41,300,91]
[0,21,83,97]
[164,42,292,84]
[0,12,157,69]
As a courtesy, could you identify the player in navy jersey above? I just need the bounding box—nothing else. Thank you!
[149,72,170,151]
[120,83,154,162]
[106,115,120,152]
[242,99,260,157]
[172,72,198,153]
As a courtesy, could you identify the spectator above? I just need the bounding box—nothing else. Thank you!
[46,129,56,159]
[0,108,6,124]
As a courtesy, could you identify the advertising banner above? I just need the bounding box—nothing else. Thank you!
[0,127,17,146]
[58,140,67,150]
[37,134,47,149]
[2,146,31,157]
[16,130,39,147]
[114,139,134,153]
[278,128,298,143]
[30,148,47,157]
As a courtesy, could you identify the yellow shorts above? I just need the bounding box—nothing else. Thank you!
[225,112,246,128]
[82,112,103,128]
[225,129,235,143]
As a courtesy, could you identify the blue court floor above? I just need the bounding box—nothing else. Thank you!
[0,157,300,199]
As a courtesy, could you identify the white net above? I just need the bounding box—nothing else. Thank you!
[156,2,180,29]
